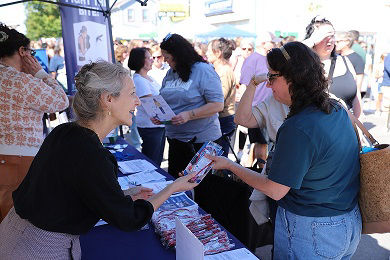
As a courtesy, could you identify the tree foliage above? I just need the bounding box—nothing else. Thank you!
[25,1,62,40]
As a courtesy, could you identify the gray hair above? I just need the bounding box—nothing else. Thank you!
[336,31,354,48]
[73,60,129,122]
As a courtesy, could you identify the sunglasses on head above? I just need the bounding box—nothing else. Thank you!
[163,33,172,42]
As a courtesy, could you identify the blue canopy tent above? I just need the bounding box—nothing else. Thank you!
[196,24,256,39]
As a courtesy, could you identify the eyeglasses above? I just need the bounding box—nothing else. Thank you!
[153,55,162,60]
[267,72,281,83]
[242,48,253,51]
[24,47,36,56]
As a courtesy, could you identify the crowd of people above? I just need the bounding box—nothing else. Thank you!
[0,15,389,259]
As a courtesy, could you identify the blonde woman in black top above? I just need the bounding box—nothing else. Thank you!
[0,61,198,260]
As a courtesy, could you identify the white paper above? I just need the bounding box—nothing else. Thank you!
[204,248,258,260]
[118,159,157,174]
[141,180,173,193]
[126,170,166,185]
[176,217,204,260]
[141,95,176,123]
[117,176,136,190]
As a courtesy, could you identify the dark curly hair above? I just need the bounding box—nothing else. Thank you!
[128,47,149,72]
[267,42,333,118]
[210,38,236,60]
[0,23,30,59]
[160,34,206,82]
[304,16,336,58]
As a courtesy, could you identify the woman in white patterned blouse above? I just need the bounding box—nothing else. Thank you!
[0,23,69,222]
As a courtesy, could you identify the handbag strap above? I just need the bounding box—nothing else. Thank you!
[343,106,379,147]
[328,55,337,83]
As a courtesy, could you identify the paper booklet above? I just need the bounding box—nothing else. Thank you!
[183,141,223,183]
[141,95,176,124]
[158,193,198,212]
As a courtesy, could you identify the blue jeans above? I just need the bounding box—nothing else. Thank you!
[128,115,142,150]
[274,204,362,260]
[137,127,166,167]
[218,115,236,157]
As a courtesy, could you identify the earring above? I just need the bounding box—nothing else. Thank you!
[108,111,111,116]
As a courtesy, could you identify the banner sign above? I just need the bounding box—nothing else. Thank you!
[59,0,113,94]
[204,0,233,17]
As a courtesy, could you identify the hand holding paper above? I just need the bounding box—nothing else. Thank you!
[141,95,175,124]
[171,111,191,125]
[183,142,223,183]
[204,154,234,171]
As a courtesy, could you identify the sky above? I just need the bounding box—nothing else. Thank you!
[0,1,27,33]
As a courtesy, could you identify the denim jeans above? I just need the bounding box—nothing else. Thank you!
[137,127,166,167]
[218,115,236,157]
[127,115,142,150]
[274,204,362,260]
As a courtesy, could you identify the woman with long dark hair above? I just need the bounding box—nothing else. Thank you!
[207,42,361,259]
[153,33,224,212]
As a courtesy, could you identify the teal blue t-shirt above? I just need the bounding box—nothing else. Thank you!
[269,104,360,217]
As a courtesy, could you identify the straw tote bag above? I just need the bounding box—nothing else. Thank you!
[346,110,390,234]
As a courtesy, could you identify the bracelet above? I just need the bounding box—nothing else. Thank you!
[191,109,196,119]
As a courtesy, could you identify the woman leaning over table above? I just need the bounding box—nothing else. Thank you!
[154,33,224,212]
[128,47,166,166]
[207,42,361,259]
[0,61,199,260]
[0,23,69,222]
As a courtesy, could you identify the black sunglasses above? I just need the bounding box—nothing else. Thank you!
[24,47,36,56]
[267,72,281,82]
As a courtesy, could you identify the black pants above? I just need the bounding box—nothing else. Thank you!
[166,137,223,213]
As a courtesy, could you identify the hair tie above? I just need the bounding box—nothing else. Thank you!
[0,31,9,43]
[280,46,290,61]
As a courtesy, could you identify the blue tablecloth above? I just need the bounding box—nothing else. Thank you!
[80,137,245,260]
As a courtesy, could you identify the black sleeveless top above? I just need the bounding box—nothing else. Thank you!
[329,56,357,109]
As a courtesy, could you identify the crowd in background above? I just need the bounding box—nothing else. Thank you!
[26,27,389,167]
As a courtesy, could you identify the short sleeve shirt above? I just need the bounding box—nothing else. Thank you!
[268,104,360,217]
[160,62,223,143]
[133,73,164,128]
[239,52,272,105]
[347,52,365,75]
